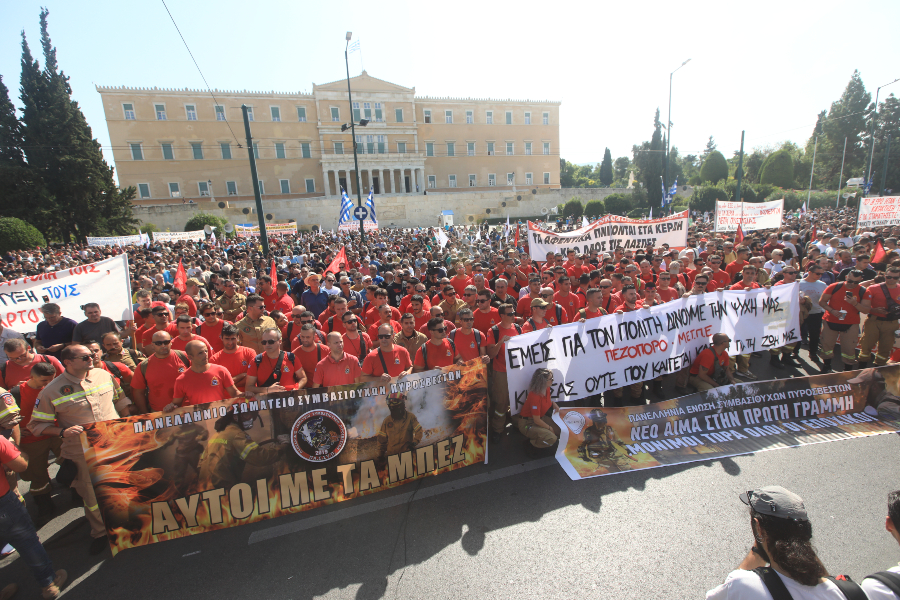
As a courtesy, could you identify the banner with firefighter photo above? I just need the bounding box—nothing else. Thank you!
[81,361,488,555]
[553,366,900,481]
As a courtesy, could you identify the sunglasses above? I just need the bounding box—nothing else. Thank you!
[377,334,392,340]
[71,355,93,362]
[887,276,900,280]
[261,339,279,345]
[461,317,474,322]
[153,340,172,346]
[477,299,490,303]
[431,327,446,332]
[203,313,215,318]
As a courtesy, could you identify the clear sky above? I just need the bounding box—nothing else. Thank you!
[2,0,899,175]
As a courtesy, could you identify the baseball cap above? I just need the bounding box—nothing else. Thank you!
[739,486,808,521]
[530,298,550,308]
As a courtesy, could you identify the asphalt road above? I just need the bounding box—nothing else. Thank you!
[3,349,899,600]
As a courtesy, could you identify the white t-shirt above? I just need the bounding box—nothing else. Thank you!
[764,260,786,274]
[860,564,900,600]
[706,568,845,600]
[799,279,828,314]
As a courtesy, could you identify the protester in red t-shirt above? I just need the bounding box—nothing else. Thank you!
[414,317,461,371]
[167,340,239,410]
[170,315,213,354]
[689,333,734,391]
[575,288,608,322]
[448,308,491,363]
[473,290,501,334]
[312,332,363,387]
[1,339,63,389]
[360,323,414,381]
[552,276,584,321]
[729,265,762,291]
[818,270,865,372]
[195,307,229,354]
[341,312,373,363]
[292,324,329,388]
[13,361,60,514]
[246,328,307,393]
[614,285,645,313]
[485,304,522,440]
[210,323,257,392]
[130,330,191,413]
[518,368,560,449]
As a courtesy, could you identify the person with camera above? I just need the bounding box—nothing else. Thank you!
[857,266,900,368]
[818,269,866,373]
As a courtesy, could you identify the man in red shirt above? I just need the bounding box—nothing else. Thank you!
[655,273,681,303]
[408,295,432,332]
[195,305,228,354]
[815,269,864,373]
[729,266,762,291]
[360,323,414,381]
[449,260,470,297]
[257,274,278,312]
[170,315,213,354]
[1,338,63,389]
[522,298,553,332]
[210,324,256,392]
[858,266,900,367]
[177,278,202,317]
[414,317,461,372]
[367,303,401,340]
[11,361,61,517]
[140,305,178,354]
[418,306,455,335]
[614,285,644,313]
[323,297,359,336]
[363,289,401,327]
[167,340,239,411]
[448,308,490,363]
[313,332,363,387]
[246,328,307,393]
[130,331,191,413]
[485,304,522,441]
[576,288,608,321]
[706,255,732,290]
[342,312,373,363]
[725,247,751,281]
[269,281,295,314]
[474,290,501,334]
[689,333,735,391]
[516,277,543,319]
[293,324,329,388]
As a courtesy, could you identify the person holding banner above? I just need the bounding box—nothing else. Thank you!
[167,341,239,411]
[245,329,307,394]
[689,334,735,391]
[485,305,522,441]
[360,324,413,382]
[210,324,256,392]
[818,270,865,373]
[518,368,560,454]
[857,266,900,368]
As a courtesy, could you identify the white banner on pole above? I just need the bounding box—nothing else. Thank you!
[713,199,784,232]
[526,211,689,261]
[504,284,800,414]
[152,230,205,242]
[86,235,143,247]
[856,196,900,228]
[0,254,133,334]
[235,223,297,237]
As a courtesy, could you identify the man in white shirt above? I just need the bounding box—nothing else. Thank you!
[862,490,900,599]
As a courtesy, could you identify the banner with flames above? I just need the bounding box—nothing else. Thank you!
[81,361,488,555]
[553,366,900,481]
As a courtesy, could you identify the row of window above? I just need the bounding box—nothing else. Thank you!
[137,178,317,200]
[121,102,552,126]
[128,139,553,160]
[426,173,551,188]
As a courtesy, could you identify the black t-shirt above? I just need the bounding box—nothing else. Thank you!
[385,282,403,307]
[837,266,876,282]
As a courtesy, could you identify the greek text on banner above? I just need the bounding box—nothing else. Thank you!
[0,254,133,334]
[856,196,900,228]
[505,284,800,414]
[527,211,688,261]
[152,230,205,242]
[714,199,784,232]
[552,365,900,480]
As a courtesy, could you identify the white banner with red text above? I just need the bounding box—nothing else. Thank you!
[235,223,298,237]
[714,199,784,232]
[86,234,149,247]
[526,211,688,261]
[152,230,205,242]
[504,283,800,414]
[856,196,900,229]
[0,254,133,333]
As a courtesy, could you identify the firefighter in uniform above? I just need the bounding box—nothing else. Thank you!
[216,281,247,322]
[29,345,131,555]
[198,404,285,488]
[233,294,277,353]
[160,422,209,493]
[377,392,423,458]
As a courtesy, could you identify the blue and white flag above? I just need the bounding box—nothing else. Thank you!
[365,187,377,223]
[339,187,353,225]
[349,40,361,54]
[668,178,678,200]
[864,178,873,194]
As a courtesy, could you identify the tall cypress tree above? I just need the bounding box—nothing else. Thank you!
[598,148,613,186]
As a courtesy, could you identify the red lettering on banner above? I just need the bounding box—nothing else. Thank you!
[3,309,40,327]
[603,339,669,362]
[677,325,713,344]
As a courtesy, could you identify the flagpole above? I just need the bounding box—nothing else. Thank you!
[345,34,365,245]
[836,137,847,208]
[806,135,818,208]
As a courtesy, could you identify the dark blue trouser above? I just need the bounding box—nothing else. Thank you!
[0,489,55,588]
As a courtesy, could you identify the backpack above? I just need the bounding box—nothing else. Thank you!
[139,350,190,380]
[345,334,367,365]
[103,360,123,381]
[0,354,50,382]
[879,283,900,320]
[754,567,866,600]
[253,351,296,388]
[491,324,523,345]
[864,571,900,597]
[449,328,482,353]
[421,339,456,369]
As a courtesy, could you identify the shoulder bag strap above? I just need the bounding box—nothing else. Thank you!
[753,567,794,600]
[865,572,900,597]
[259,351,285,389]
[378,349,389,374]
[826,575,867,600]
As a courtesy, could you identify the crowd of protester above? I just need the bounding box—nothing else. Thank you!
[2,204,900,593]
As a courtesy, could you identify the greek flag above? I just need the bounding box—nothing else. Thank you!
[661,177,668,207]
[864,178,873,194]
[349,40,360,53]
[668,178,678,200]
[339,187,353,225]
[365,187,377,223]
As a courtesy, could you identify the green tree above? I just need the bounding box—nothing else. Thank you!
[598,148,613,186]
[139,223,159,234]
[185,212,228,233]
[816,71,872,185]
[560,158,577,187]
[603,193,631,216]
[689,186,729,212]
[15,10,137,241]
[744,150,768,184]
[702,136,717,159]
[613,156,630,181]
[584,199,605,218]
[666,146,685,186]
[871,93,900,194]
[700,150,728,184]
[759,149,795,187]
[562,198,583,218]
[0,217,46,253]
[633,108,665,208]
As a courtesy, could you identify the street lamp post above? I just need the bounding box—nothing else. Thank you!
[865,77,900,196]
[345,32,365,244]
[664,58,691,212]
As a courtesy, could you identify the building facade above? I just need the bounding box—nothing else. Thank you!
[97,72,560,204]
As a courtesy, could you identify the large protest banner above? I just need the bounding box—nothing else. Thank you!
[552,366,900,480]
[81,360,488,555]
[152,230,205,242]
[235,223,297,237]
[505,284,800,413]
[527,211,688,261]
[86,234,149,247]
[0,254,132,333]
[856,196,900,228]
[714,199,784,232]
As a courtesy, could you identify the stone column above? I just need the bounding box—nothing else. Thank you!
[323,168,332,197]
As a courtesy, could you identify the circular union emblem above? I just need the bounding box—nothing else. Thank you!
[290,409,347,462]
[470,342,475,348]
[210,378,219,386]
[60,385,74,395]
[283,365,290,372]
[242,361,248,367]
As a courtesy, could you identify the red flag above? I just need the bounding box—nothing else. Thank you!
[270,259,278,285]
[734,224,744,245]
[809,226,817,242]
[872,239,887,264]
[326,246,348,275]
[173,259,187,293]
